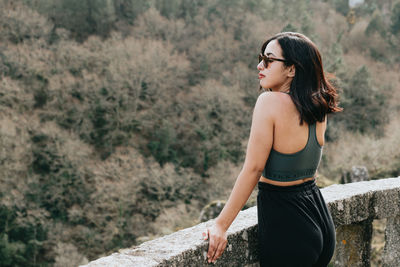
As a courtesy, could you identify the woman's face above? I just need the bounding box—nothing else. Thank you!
[257,39,293,92]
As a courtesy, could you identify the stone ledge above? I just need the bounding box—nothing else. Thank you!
[82,177,400,267]
[324,177,400,226]
[82,206,258,267]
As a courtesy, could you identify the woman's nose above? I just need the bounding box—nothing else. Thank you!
[257,61,264,70]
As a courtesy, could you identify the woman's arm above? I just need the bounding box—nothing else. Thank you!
[203,92,276,263]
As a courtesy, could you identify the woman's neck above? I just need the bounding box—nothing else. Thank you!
[272,80,291,94]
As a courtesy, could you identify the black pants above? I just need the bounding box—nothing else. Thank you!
[257,179,336,267]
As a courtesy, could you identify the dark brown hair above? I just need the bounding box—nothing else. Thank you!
[261,32,342,125]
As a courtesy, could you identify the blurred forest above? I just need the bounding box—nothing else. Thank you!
[0,0,399,265]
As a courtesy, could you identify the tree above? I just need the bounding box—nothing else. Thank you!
[391,2,400,35]
[113,0,150,22]
[23,0,117,41]
[366,10,386,38]
[337,66,388,135]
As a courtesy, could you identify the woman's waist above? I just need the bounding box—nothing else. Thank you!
[258,176,317,193]
[259,175,315,187]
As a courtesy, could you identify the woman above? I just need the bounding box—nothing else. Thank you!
[202,32,342,266]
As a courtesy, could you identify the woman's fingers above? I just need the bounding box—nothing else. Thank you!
[204,227,228,263]
[207,230,216,262]
[211,239,227,263]
[208,239,217,263]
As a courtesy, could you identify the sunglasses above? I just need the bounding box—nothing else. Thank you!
[258,53,287,68]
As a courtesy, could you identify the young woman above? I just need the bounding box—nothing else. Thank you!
[202,32,342,266]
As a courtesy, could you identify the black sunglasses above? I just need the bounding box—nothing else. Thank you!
[258,53,287,68]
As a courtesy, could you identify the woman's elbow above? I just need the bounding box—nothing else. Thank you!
[242,163,264,178]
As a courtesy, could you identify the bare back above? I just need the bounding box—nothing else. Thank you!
[271,93,326,154]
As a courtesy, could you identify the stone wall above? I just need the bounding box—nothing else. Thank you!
[82,177,400,267]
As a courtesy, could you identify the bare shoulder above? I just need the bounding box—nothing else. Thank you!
[256,91,286,104]
[255,92,289,116]
[258,91,291,102]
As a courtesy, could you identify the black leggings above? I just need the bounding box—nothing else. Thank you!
[257,179,336,267]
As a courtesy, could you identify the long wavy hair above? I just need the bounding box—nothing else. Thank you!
[261,32,342,125]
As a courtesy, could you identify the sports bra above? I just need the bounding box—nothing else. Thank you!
[262,123,323,182]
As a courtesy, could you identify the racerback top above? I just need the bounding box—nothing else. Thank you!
[262,123,323,182]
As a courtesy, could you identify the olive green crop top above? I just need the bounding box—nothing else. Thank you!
[262,123,322,182]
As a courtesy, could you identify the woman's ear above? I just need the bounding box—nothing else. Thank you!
[287,65,295,78]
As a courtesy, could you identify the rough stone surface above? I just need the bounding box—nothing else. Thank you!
[82,207,258,267]
[382,215,400,267]
[321,177,400,226]
[333,219,373,267]
[82,177,400,267]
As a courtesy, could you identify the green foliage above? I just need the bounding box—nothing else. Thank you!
[0,205,48,267]
[113,0,150,22]
[335,66,388,136]
[300,13,315,36]
[352,0,379,16]
[391,2,400,35]
[86,98,125,159]
[22,0,117,42]
[282,23,298,32]
[365,11,386,38]
[331,0,350,15]
[48,36,191,163]
[147,121,177,166]
[176,80,249,174]
[154,0,184,19]
[187,28,240,85]
[28,131,94,221]
[33,75,49,108]
[324,41,345,73]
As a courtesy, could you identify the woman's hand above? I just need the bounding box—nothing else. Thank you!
[202,222,228,264]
